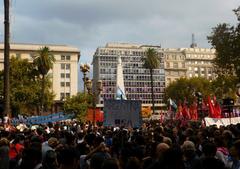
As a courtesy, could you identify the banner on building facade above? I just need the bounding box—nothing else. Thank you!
[103,100,142,128]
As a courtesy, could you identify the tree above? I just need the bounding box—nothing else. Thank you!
[33,46,55,114]
[211,75,238,102]
[63,92,92,121]
[142,48,161,114]
[0,57,55,116]
[208,6,240,82]
[165,77,212,105]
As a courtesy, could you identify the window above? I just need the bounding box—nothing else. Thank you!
[61,64,65,69]
[66,82,70,87]
[61,55,65,60]
[66,64,70,70]
[61,73,65,78]
[66,55,70,60]
[166,62,170,68]
[66,93,70,97]
[60,93,65,99]
[173,62,178,68]
[66,73,70,78]
[61,82,65,87]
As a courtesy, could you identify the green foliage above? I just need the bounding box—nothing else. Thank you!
[142,48,161,70]
[32,46,55,113]
[211,75,238,101]
[0,57,54,116]
[33,46,55,76]
[63,92,92,121]
[208,6,240,81]
[165,77,212,105]
[142,48,161,114]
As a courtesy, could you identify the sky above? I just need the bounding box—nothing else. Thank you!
[0,0,239,90]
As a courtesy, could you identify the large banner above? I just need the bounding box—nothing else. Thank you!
[204,117,240,127]
[11,112,74,125]
[103,100,142,128]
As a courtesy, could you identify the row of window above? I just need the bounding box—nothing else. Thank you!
[100,99,164,104]
[60,82,70,87]
[61,63,71,70]
[60,92,70,99]
[61,73,70,78]
[102,87,164,93]
[99,50,146,57]
[101,93,164,100]
[61,55,71,60]
[102,81,165,87]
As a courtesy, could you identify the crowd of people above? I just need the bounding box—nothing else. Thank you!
[0,119,240,169]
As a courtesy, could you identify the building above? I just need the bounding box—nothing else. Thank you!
[163,48,187,86]
[92,43,165,111]
[0,43,80,103]
[164,47,215,86]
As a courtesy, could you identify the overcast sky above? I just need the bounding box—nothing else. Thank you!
[0,0,239,90]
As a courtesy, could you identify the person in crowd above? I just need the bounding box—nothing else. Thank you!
[229,139,240,169]
[42,137,59,160]
[89,142,111,169]
[101,158,120,169]
[181,140,200,169]
[42,150,58,169]
[0,138,10,169]
[199,141,226,169]
[58,147,79,169]
[17,146,42,169]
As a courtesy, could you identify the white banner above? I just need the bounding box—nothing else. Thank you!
[204,117,240,127]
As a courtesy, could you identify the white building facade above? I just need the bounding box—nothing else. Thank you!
[164,47,216,86]
[0,43,80,101]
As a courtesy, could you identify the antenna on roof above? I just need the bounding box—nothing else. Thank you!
[190,33,197,48]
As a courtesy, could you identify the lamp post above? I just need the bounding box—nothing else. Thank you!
[86,79,102,126]
[80,63,90,94]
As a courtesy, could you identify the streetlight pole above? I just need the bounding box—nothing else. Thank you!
[80,64,90,94]
[3,0,10,118]
[86,79,102,126]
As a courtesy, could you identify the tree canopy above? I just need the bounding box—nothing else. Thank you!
[63,92,92,121]
[0,57,54,116]
[208,6,240,81]
[165,77,212,105]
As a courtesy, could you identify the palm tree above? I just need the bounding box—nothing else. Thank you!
[33,46,55,115]
[142,48,160,114]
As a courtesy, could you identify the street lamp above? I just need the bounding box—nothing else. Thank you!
[80,63,90,94]
[86,79,102,125]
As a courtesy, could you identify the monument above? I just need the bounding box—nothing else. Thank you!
[115,55,127,100]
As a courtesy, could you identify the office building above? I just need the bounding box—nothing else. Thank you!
[92,43,165,111]
[164,47,215,86]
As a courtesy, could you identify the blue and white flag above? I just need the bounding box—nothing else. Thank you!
[169,98,177,110]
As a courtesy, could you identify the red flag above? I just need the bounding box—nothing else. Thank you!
[207,96,221,118]
[189,101,198,120]
[214,101,222,118]
[182,99,190,119]
[208,96,215,118]
[175,103,183,119]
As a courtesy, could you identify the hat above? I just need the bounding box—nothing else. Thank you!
[48,137,59,147]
